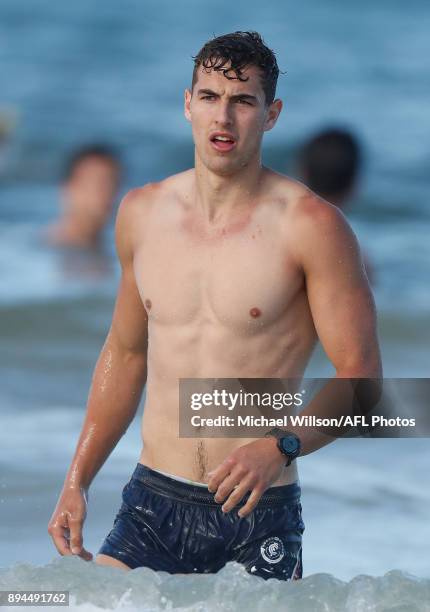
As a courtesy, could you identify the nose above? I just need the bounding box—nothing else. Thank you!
[214,99,233,127]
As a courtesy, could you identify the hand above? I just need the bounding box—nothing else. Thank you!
[207,437,285,518]
[48,486,93,561]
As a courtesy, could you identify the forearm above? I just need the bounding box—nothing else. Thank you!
[288,366,382,457]
[64,334,147,491]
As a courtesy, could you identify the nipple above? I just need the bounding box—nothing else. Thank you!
[249,307,261,318]
[145,299,152,310]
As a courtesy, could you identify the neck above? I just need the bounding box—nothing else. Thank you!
[193,149,266,223]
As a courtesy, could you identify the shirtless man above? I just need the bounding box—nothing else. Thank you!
[48,31,381,581]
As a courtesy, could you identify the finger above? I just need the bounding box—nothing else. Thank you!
[207,459,234,493]
[237,486,264,518]
[78,547,93,561]
[50,525,73,556]
[221,477,255,513]
[214,468,246,503]
[68,516,84,555]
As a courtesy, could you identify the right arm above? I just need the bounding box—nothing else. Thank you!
[48,188,150,559]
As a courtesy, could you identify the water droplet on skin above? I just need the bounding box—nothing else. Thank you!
[100,350,113,393]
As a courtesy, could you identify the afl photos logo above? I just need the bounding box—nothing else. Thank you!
[260,537,285,564]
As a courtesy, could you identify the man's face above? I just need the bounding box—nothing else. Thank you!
[64,156,120,225]
[184,63,282,176]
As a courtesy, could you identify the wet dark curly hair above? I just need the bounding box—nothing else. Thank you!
[191,31,279,105]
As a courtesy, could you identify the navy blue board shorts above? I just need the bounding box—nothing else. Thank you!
[98,463,305,581]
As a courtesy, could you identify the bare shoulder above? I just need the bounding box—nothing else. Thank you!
[116,182,160,221]
[269,171,345,227]
[283,175,355,242]
[267,170,361,267]
[119,169,193,218]
[114,170,193,263]
[156,168,194,204]
[295,191,353,241]
[114,182,161,264]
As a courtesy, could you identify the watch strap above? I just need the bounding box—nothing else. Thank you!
[264,428,301,466]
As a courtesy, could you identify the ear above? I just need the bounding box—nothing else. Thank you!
[184,88,192,122]
[263,98,283,132]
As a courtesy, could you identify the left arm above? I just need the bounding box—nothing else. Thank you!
[282,196,382,455]
[208,195,382,516]
[297,196,381,380]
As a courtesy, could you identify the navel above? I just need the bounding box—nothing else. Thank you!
[249,307,262,318]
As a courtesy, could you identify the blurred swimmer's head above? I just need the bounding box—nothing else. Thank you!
[45,144,122,249]
[184,32,283,176]
[63,144,122,226]
[298,128,362,208]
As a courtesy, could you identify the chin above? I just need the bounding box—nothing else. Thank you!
[205,155,246,176]
[209,164,238,177]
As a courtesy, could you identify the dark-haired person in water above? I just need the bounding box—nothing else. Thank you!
[48,32,381,581]
[45,144,122,249]
[298,127,361,209]
[298,128,373,282]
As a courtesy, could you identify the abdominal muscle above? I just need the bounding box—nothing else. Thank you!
[139,426,300,487]
[138,316,315,487]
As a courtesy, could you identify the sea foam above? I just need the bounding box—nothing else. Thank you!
[0,557,429,611]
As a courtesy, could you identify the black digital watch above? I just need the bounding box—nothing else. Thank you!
[264,428,302,466]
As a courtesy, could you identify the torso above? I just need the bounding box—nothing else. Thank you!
[134,168,317,485]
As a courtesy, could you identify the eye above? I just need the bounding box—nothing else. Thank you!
[201,95,216,101]
[237,99,252,105]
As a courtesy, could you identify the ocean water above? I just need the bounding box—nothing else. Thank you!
[1,559,430,612]
[1,1,429,610]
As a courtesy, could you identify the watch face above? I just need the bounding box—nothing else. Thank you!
[281,436,300,454]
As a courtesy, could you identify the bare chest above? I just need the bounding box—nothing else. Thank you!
[133,212,302,332]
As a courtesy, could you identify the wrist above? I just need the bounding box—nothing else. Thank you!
[64,480,89,494]
[264,428,302,466]
[65,465,90,493]
[265,435,286,465]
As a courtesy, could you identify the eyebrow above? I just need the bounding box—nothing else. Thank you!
[197,88,258,103]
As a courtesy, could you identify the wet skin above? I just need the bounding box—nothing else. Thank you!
[48,64,381,567]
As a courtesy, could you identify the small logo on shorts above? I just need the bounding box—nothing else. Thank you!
[260,536,285,564]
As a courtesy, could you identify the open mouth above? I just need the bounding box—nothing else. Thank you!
[210,134,237,152]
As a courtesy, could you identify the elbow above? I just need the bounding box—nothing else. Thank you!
[336,355,383,412]
[107,329,148,367]
[122,348,148,374]
[336,345,383,380]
